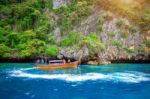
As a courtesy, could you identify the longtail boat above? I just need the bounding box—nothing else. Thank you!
[36,60,79,70]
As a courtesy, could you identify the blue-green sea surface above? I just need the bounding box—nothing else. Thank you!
[0,63,150,99]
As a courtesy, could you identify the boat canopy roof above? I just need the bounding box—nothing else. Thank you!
[49,60,64,63]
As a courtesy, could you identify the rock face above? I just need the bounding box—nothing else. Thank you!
[100,18,141,61]
[59,46,89,60]
[51,1,149,63]
[53,0,70,9]
[53,27,61,45]
[75,10,100,35]
[74,10,147,63]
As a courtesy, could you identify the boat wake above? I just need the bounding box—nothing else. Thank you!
[9,68,150,83]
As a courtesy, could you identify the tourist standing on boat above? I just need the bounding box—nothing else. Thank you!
[63,59,66,64]
[68,59,71,63]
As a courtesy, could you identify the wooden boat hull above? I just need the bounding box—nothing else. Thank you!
[36,61,79,70]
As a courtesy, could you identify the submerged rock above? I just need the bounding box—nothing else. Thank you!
[87,60,111,65]
[99,60,111,65]
[87,61,98,65]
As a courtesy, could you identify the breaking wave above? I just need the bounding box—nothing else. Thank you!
[9,68,150,83]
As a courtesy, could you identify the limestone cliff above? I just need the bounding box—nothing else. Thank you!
[52,0,150,63]
[0,0,149,63]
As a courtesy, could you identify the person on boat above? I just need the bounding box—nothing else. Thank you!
[48,60,51,64]
[41,58,45,64]
[68,59,71,63]
[63,59,66,64]
[36,59,40,64]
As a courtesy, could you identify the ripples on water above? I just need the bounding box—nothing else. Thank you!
[9,67,150,83]
[0,63,150,99]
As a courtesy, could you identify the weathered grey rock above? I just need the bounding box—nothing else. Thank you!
[99,60,111,65]
[59,46,89,60]
[53,27,61,45]
[99,17,142,61]
[75,10,100,35]
[74,10,146,62]
[53,8,148,62]
[87,61,98,65]
[53,0,70,9]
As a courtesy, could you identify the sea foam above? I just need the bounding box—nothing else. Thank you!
[9,68,150,83]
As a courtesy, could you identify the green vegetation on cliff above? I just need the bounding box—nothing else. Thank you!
[0,0,149,59]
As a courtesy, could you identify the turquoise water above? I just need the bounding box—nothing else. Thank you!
[0,63,150,99]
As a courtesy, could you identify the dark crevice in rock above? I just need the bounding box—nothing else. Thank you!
[111,59,150,64]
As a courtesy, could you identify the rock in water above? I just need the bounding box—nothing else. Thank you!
[87,61,98,65]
